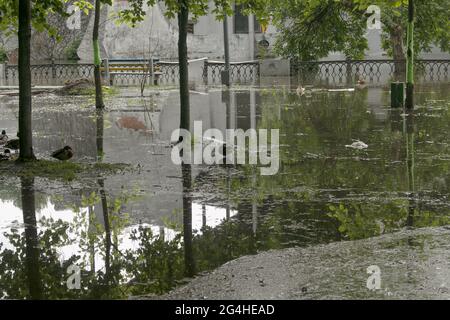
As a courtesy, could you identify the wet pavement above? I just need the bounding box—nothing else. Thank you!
[161,227,450,300]
[0,81,449,299]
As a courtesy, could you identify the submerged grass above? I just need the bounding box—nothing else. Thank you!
[0,160,129,182]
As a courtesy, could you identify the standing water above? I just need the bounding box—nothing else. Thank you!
[0,82,449,299]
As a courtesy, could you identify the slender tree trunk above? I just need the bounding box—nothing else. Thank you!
[405,0,415,109]
[178,1,190,132]
[18,0,35,161]
[96,109,104,161]
[96,108,110,287]
[98,179,111,288]
[21,176,42,299]
[390,25,406,81]
[93,0,104,109]
[182,163,195,277]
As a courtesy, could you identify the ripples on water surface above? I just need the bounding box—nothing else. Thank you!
[0,82,449,298]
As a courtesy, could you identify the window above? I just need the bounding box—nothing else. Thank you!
[187,21,195,34]
[234,4,262,34]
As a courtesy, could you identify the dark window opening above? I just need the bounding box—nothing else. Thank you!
[187,21,195,34]
[234,5,262,34]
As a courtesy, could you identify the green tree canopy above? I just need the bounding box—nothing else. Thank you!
[270,0,450,61]
[117,0,269,25]
[0,0,93,35]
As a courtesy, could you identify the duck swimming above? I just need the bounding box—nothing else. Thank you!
[51,146,74,161]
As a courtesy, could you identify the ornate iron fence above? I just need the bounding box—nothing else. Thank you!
[290,59,450,86]
[4,63,95,85]
[202,60,260,85]
[155,61,179,84]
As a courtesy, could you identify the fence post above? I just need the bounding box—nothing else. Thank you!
[257,61,261,83]
[0,63,5,86]
[203,59,209,85]
[346,58,352,85]
[51,59,56,80]
[103,58,110,85]
[150,57,154,86]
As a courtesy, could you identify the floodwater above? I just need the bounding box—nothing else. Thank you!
[0,81,449,299]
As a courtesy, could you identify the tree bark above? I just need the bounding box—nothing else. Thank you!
[405,0,415,109]
[390,25,406,81]
[178,1,190,132]
[18,0,35,161]
[93,0,105,109]
[96,109,104,161]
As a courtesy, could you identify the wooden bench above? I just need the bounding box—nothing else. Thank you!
[101,62,163,86]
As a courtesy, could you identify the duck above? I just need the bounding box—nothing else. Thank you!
[0,149,11,161]
[51,146,74,161]
[0,130,8,145]
[3,131,20,150]
[4,138,19,150]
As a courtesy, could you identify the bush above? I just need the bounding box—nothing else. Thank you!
[64,38,82,61]
[0,46,7,63]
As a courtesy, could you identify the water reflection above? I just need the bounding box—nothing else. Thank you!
[404,112,416,228]
[21,177,43,300]
[1,83,450,299]
[182,163,195,278]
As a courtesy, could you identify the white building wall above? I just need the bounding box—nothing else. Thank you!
[78,1,278,61]
[76,1,450,62]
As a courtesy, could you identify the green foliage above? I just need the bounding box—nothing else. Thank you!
[270,0,450,60]
[64,37,82,61]
[0,45,7,62]
[0,160,127,182]
[118,0,269,27]
[0,218,81,299]
[124,226,185,296]
[0,0,93,36]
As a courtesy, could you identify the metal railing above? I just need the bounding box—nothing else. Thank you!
[2,59,181,86]
[4,59,445,87]
[4,62,95,85]
[202,60,260,85]
[291,59,450,85]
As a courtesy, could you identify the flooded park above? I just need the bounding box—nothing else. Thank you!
[1,0,450,305]
[1,74,450,299]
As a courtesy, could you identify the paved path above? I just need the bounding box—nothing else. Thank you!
[156,227,450,300]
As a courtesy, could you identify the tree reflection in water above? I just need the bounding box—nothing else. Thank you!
[1,86,450,299]
[21,176,42,300]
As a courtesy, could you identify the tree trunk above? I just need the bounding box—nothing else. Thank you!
[178,1,190,132]
[98,178,111,288]
[93,0,104,109]
[182,163,195,277]
[390,25,406,81]
[405,0,415,109]
[18,0,35,161]
[21,176,42,299]
[96,109,104,161]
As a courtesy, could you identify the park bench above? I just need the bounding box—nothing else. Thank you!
[101,59,163,86]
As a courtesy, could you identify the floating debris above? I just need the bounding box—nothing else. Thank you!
[345,140,368,150]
